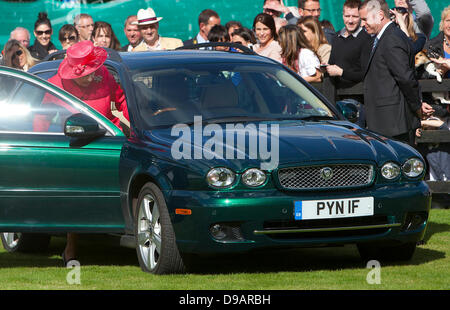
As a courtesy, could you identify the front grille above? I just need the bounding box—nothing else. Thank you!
[277,164,374,190]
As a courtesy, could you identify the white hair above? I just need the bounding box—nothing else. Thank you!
[10,27,30,40]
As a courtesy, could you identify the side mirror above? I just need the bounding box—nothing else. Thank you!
[64,113,106,138]
[336,101,359,123]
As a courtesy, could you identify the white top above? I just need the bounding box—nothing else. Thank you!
[298,48,320,77]
[254,40,282,63]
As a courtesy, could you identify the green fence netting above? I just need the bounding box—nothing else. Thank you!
[0,0,448,50]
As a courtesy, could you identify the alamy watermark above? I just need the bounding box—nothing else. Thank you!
[66,260,81,285]
[366,260,381,285]
[170,116,280,170]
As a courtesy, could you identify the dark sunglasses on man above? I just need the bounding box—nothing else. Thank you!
[35,30,52,36]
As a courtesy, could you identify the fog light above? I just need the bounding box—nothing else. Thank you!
[210,223,244,241]
[402,212,428,231]
[210,224,227,240]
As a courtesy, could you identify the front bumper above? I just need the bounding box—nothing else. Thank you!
[167,181,431,254]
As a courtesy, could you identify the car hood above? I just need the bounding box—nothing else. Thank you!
[143,120,421,172]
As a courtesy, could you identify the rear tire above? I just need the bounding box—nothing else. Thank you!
[134,182,185,274]
[1,232,51,253]
[357,242,417,262]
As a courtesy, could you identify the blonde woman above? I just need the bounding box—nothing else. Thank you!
[278,25,321,82]
[297,16,331,64]
[4,39,37,72]
[390,6,426,54]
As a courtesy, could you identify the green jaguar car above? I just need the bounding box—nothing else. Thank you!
[0,48,431,274]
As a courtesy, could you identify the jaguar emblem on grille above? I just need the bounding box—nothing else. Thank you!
[320,167,333,181]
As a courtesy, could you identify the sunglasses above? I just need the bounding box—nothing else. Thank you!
[393,7,408,14]
[35,30,52,36]
[12,49,23,59]
[63,35,77,42]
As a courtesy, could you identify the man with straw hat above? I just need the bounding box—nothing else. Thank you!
[132,7,183,51]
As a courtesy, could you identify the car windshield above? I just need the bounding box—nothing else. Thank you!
[131,63,336,128]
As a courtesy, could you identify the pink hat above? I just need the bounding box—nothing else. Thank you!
[58,40,108,80]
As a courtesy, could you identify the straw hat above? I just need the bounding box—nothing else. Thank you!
[132,8,163,26]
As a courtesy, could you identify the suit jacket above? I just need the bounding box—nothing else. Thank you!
[133,37,183,51]
[363,23,421,137]
[183,37,198,46]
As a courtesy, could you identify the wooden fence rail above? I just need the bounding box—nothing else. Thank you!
[311,78,450,195]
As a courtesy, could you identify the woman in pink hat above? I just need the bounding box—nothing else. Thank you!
[35,40,129,132]
[34,40,129,266]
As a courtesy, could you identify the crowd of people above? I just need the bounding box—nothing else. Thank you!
[0,0,449,181]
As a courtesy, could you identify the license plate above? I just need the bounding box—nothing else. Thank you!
[294,197,374,220]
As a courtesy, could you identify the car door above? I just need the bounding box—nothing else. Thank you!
[0,68,126,233]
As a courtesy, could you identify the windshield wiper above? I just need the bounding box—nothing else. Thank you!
[294,115,336,121]
[197,116,280,124]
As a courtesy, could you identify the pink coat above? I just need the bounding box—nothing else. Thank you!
[34,65,129,132]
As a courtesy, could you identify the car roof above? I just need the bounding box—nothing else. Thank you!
[30,49,279,73]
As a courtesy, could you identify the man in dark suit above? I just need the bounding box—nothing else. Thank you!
[360,0,422,145]
[121,15,141,52]
[183,9,220,46]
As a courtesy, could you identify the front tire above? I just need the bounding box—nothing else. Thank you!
[1,232,51,253]
[134,182,185,274]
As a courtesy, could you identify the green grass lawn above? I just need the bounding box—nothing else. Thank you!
[0,209,449,290]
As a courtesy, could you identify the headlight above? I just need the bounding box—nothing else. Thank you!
[206,168,236,188]
[402,158,424,178]
[381,162,400,180]
[242,168,267,187]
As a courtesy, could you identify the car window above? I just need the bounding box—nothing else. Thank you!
[0,73,90,134]
[131,63,336,128]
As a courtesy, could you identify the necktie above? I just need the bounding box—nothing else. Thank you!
[370,37,379,58]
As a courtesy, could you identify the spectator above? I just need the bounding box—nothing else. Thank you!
[208,25,231,51]
[74,13,94,41]
[10,27,31,48]
[133,7,183,51]
[263,0,288,33]
[297,16,331,64]
[395,0,434,39]
[326,0,372,127]
[253,13,282,62]
[122,15,141,52]
[225,20,242,38]
[28,12,58,60]
[92,21,121,51]
[58,24,79,50]
[424,5,450,79]
[320,20,336,32]
[231,27,257,50]
[326,0,372,88]
[3,39,37,71]
[362,0,421,145]
[183,9,221,46]
[264,0,338,45]
[278,24,321,82]
[390,5,426,55]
